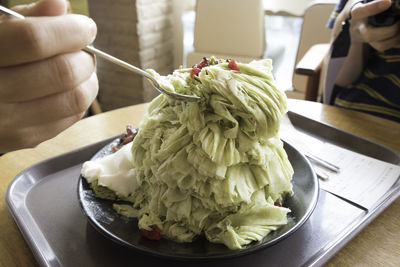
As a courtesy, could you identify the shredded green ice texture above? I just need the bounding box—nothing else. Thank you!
[122,59,294,249]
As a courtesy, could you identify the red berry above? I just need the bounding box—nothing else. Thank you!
[228,59,240,71]
[190,67,201,76]
[140,227,162,240]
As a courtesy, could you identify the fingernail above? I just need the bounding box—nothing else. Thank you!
[88,18,97,44]
[378,0,391,10]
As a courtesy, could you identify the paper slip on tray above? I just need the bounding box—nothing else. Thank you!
[283,112,400,211]
[6,113,400,267]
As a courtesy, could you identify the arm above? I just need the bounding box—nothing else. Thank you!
[0,0,98,153]
[322,0,399,87]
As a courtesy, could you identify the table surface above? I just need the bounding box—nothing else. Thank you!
[1,99,399,267]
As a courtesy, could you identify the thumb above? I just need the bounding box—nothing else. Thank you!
[12,0,70,17]
[352,0,392,19]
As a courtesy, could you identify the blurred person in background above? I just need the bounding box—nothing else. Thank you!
[324,0,400,122]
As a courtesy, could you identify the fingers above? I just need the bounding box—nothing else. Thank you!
[0,112,86,152]
[348,0,400,50]
[0,0,98,153]
[370,31,400,51]
[351,0,392,20]
[1,72,99,128]
[0,70,97,152]
[12,0,69,17]
[358,11,400,51]
[360,21,400,42]
[0,51,96,102]
[0,14,97,66]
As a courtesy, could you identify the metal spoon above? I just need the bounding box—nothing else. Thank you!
[0,5,201,102]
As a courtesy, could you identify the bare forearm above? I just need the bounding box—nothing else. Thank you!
[329,0,368,86]
[335,37,368,86]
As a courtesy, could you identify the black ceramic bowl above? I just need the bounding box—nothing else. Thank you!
[78,138,319,260]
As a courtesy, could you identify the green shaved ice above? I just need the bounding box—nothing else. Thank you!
[89,180,138,203]
[89,180,118,201]
[130,59,293,249]
[83,58,294,250]
[113,204,139,218]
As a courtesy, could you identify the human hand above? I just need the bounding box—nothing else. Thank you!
[343,0,400,51]
[0,0,98,153]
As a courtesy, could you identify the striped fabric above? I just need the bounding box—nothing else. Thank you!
[332,48,400,122]
[328,0,400,123]
[326,0,348,28]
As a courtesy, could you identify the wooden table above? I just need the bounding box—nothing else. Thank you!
[1,99,399,266]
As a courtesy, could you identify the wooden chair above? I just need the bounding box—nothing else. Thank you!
[186,0,265,67]
[263,0,315,17]
[287,0,337,101]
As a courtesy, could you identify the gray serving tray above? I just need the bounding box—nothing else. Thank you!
[6,112,400,267]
